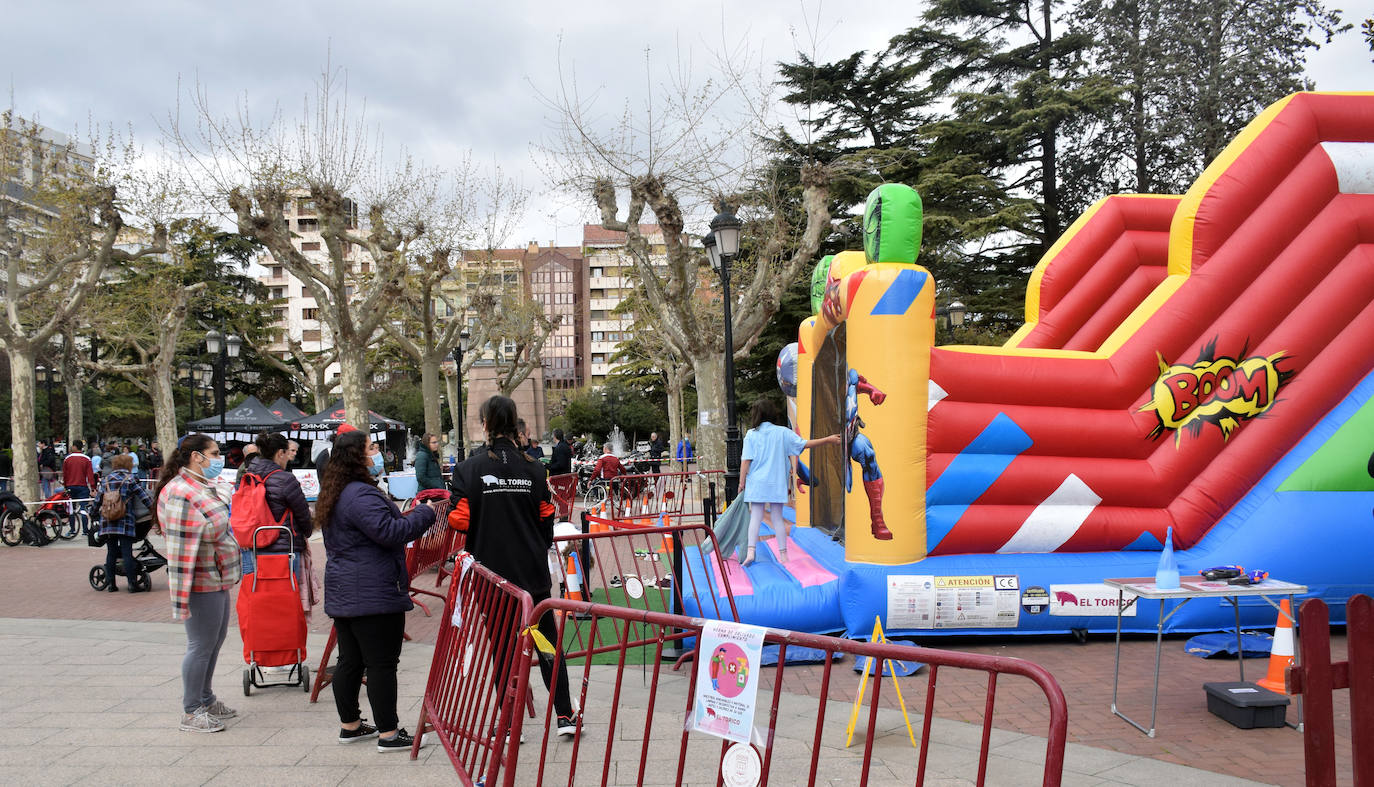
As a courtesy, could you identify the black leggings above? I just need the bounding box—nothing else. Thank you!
[332,612,406,732]
[105,535,138,588]
[488,592,573,719]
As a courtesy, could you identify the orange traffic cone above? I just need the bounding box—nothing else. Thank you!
[1256,598,1295,693]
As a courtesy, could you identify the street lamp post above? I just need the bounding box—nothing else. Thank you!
[205,328,242,438]
[452,327,471,457]
[36,364,58,440]
[705,207,744,503]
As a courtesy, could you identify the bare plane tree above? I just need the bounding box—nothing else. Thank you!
[1,110,172,501]
[538,44,831,471]
[171,64,457,430]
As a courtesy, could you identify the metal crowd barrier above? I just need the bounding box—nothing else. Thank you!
[599,470,723,522]
[412,559,536,785]
[419,577,1069,787]
[1288,594,1373,786]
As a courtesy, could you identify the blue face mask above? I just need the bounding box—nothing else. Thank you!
[370,453,385,476]
[199,454,225,479]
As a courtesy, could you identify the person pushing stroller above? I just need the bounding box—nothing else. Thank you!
[97,454,156,592]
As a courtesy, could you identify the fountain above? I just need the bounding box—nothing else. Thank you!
[609,425,627,456]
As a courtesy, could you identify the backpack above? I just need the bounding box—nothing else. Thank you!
[230,469,288,549]
[21,517,52,546]
[99,487,127,524]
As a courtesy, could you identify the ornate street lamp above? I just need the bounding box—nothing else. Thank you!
[707,205,744,503]
[452,327,472,457]
[206,328,242,437]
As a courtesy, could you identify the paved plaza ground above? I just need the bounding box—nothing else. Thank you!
[0,534,1351,786]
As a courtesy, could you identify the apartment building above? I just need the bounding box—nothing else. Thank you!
[257,193,366,382]
[582,223,667,383]
[522,241,587,390]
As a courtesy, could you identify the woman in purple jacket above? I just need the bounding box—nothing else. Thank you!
[318,430,440,752]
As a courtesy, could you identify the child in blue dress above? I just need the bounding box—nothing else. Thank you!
[736,399,840,565]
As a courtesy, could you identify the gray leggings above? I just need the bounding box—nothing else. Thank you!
[182,590,231,714]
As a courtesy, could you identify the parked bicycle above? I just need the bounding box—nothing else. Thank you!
[38,489,88,541]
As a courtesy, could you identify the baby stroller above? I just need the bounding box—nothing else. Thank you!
[88,516,168,591]
[238,525,309,694]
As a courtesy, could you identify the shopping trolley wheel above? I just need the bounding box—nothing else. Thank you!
[89,565,109,591]
[243,668,252,696]
[300,665,310,693]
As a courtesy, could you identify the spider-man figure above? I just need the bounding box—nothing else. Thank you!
[845,369,892,540]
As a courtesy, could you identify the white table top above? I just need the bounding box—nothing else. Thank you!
[1103,576,1307,600]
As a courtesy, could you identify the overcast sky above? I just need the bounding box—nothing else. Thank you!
[5,1,1371,246]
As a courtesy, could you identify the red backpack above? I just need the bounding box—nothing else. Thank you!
[230,469,289,549]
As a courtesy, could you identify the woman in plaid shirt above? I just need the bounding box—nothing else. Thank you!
[152,434,241,734]
[96,453,155,592]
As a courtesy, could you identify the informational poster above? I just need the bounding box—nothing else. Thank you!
[887,575,1021,629]
[1048,583,1137,616]
[293,469,320,501]
[691,620,766,744]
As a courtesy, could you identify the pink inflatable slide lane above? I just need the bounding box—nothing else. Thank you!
[926,92,1374,557]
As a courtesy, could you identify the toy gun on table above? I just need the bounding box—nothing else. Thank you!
[1200,565,1243,581]
[1227,570,1269,586]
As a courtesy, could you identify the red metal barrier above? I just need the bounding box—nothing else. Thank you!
[553,513,739,660]
[1289,594,1374,786]
[414,558,535,785]
[549,473,578,520]
[602,470,723,521]
[483,598,1068,787]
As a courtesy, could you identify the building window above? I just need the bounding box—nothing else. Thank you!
[592,354,605,364]
[360,262,371,274]
[592,332,604,342]
[302,308,318,321]
[301,241,320,251]
[297,198,315,213]
[272,307,287,322]
[591,310,606,320]
[270,287,285,299]
[271,265,283,278]
[303,329,322,342]
[298,218,319,233]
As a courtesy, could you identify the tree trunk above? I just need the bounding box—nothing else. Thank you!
[6,346,39,502]
[420,355,442,438]
[690,352,726,474]
[64,371,84,448]
[336,345,370,430]
[150,363,180,455]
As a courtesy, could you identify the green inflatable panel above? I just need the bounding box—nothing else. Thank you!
[863,183,923,264]
[1278,394,1374,492]
[810,255,834,314]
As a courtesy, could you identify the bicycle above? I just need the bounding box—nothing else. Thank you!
[0,503,62,546]
[38,490,87,541]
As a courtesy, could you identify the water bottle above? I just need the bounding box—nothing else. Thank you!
[1155,525,1180,589]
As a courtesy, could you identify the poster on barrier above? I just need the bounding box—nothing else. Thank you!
[293,469,320,501]
[691,620,766,744]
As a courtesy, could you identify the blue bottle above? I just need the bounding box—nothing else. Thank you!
[1156,526,1180,589]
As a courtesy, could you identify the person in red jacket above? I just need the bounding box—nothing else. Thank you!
[591,443,623,481]
[62,439,98,516]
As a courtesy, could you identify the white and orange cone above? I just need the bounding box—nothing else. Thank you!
[1256,598,1295,693]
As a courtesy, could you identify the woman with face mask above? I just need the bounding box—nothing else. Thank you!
[152,433,242,734]
[317,430,440,752]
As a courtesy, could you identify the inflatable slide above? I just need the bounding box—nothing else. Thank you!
[683,91,1374,637]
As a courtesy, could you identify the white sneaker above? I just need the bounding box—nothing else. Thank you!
[179,707,225,733]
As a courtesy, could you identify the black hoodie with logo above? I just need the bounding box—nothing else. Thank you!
[450,437,554,595]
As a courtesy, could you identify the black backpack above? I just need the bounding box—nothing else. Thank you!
[21,517,51,546]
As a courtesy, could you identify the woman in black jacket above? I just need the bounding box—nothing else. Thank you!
[449,396,579,738]
[319,430,439,752]
[239,432,313,554]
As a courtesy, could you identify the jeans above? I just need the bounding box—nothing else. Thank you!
[39,469,55,497]
[332,612,406,732]
[65,485,90,519]
[182,590,231,714]
[105,535,138,588]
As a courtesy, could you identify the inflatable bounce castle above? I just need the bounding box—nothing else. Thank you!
[683,92,1374,637]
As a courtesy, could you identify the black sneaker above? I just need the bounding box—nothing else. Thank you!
[556,714,581,738]
[377,728,414,753]
[338,719,378,743]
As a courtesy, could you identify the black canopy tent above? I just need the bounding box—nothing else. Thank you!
[186,395,291,443]
[286,399,407,442]
[267,397,307,422]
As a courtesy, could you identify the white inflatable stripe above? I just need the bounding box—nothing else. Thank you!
[996,473,1102,554]
[1319,142,1374,194]
[928,379,947,411]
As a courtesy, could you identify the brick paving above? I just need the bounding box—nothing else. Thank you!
[2,536,1352,786]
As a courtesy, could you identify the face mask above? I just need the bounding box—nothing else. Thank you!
[198,454,225,480]
[370,453,384,476]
